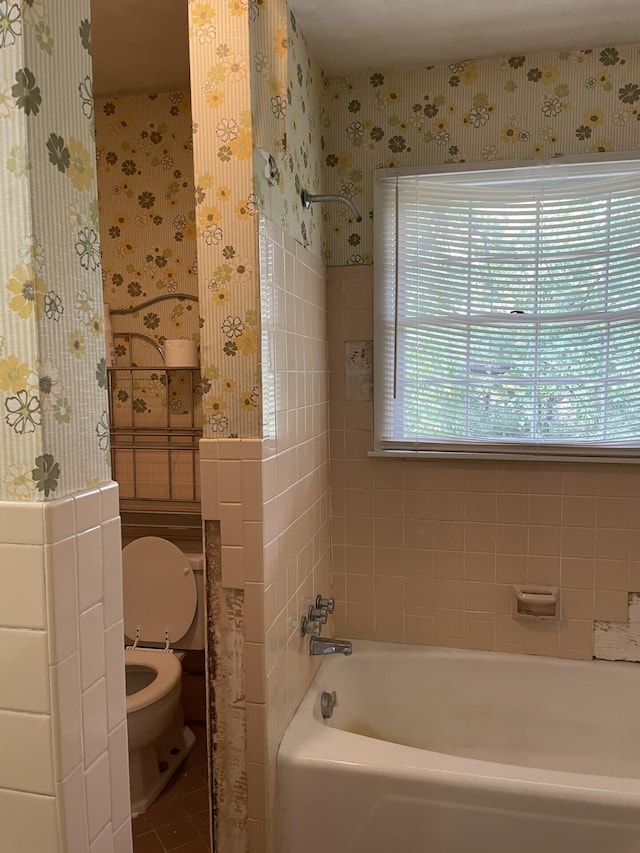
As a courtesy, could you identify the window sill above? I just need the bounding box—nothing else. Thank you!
[368,450,640,464]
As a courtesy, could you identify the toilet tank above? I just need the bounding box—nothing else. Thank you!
[176,552,206,651]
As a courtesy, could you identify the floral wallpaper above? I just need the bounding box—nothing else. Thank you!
[95,92,199,361]
[186,0,327,439]
[188,0,261,440]
[95,91,200,423]
[185,11,640,429]
[0,0,110,502]
[324,44,640,265]
[250,0,325,258]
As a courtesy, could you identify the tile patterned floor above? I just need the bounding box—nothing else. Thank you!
[132,723,212,853]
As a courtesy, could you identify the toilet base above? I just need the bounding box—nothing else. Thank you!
[129,708,197,816]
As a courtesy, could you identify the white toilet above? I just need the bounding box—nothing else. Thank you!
[122,536,206,815]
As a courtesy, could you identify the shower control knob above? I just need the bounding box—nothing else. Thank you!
[315,595,335,614]
[308,606,328,624]
[300,615,322,637]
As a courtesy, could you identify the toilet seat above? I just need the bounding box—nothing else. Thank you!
[122,537,198,647]
[124,648,182,714]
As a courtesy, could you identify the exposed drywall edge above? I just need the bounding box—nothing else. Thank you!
[205,520,248,852]
[594,593,640,662]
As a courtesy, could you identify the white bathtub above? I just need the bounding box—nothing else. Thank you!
[277,640,640,853]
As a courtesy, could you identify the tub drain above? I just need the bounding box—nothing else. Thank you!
[320,691,337,719]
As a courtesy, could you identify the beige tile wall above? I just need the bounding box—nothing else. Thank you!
[328,265,640,660]
[258,218,330,835]
[0,485,131,853]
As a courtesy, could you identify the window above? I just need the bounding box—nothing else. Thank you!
[373,158,640,461]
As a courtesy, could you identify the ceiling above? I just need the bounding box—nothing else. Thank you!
[90,0,640,96]
[289,0,640,73]
[91,0,190,97]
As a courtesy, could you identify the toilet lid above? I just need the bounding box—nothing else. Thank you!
[122,537,197,645]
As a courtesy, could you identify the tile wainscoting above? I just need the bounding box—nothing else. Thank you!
[0,484,131,853]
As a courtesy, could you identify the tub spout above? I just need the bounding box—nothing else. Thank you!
[309,636,353,656]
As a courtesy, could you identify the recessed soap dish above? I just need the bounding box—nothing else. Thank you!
[513,585,560,621]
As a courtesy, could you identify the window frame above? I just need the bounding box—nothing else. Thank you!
[372,154,640,463]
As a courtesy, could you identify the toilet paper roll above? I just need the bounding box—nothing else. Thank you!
[164,338,199,368]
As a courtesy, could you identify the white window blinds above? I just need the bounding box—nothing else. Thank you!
[373,159,640,459]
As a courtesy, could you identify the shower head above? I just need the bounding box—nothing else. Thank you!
[301,190,363,222]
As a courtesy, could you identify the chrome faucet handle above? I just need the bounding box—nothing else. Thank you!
[315,595,335,614]
[300,614,322,637]
[308,606,328,624]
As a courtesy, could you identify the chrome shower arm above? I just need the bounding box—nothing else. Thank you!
[301,190,363,222]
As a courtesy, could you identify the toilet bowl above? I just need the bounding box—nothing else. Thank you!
[122,537,205,815]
